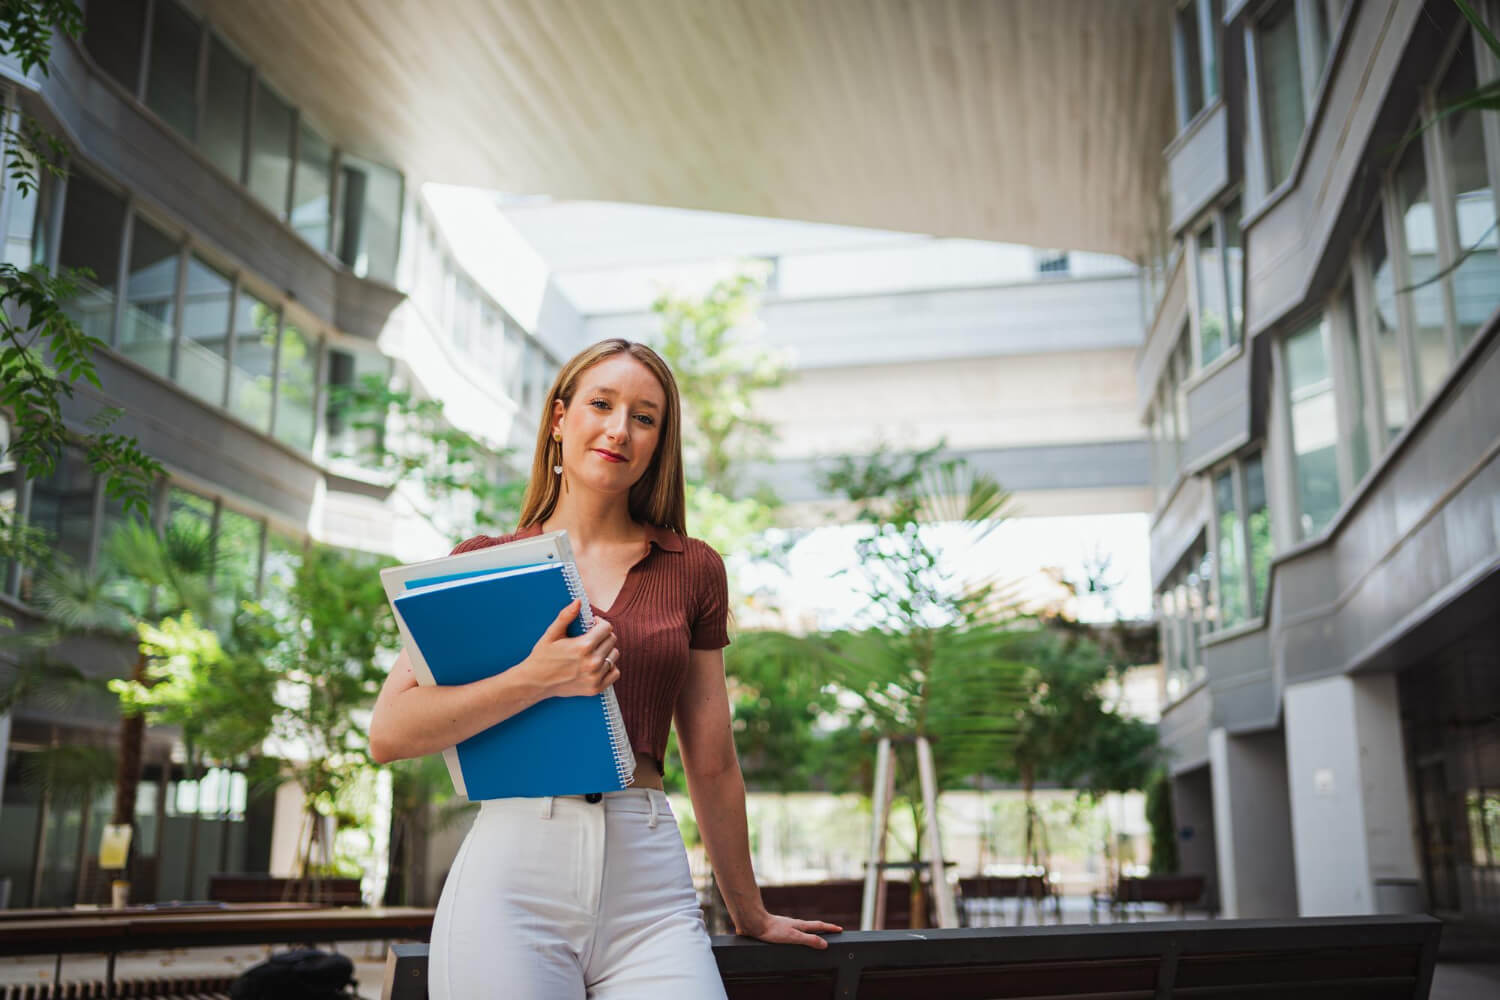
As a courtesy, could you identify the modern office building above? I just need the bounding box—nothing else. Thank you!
[1145,0,1499,943]
[0,1,1161,907]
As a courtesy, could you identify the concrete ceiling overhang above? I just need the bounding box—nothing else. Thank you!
[198,0,1174,259]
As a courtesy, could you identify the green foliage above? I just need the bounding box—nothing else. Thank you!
[256,544,400,820]
[20,742,114,802]
[722,630,848,793]
[1145,769,1179,875]
[0,0,81,75]
[326,373,520,536]
[651,272,786,498]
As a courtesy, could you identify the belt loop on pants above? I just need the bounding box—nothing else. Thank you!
[647,791,659,829]
[540,796,554,819]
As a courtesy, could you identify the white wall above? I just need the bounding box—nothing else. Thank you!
[1283,674,1422,916]
[1209,727,1298,918]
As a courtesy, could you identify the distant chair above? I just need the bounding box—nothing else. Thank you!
[958,874,1061,926]
[1093,873,1207,922]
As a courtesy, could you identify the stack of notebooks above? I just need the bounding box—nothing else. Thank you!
[380,530,635,800]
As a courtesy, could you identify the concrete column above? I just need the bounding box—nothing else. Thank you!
[1283,674,1423,916]
[1169,766,1219,913]
[0,711,10,825]
[1208,727,1298,918]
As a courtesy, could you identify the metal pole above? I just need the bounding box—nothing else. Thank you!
[916,737,958,928]
[860,738,892,931]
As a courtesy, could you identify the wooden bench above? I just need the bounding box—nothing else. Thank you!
[383,915,1442,999]
[207,874,363,907]
[958,874,1062,926]
[1093,874,1208,922]
[758,880,915,931]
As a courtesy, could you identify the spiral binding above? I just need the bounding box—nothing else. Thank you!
[561,560,636,788]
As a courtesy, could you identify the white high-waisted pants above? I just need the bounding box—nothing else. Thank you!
[429,788,727,999]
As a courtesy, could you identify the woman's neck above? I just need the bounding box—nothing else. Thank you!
[541,489,642,549]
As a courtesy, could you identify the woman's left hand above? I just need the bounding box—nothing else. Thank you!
[739,912,843,949]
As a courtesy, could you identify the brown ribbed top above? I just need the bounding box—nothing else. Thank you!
[450,522,730,771]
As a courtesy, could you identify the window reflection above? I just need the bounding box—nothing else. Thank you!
[119,216,179,378]
[1396,142,1450,404]
[249,82,294,216]
[1286,316,1341,538]
[1364,218,1409,439]
[1215,468,1247,627]
[145,0,200,140]
[203,37,250,182]
[179,256,233,407]
[57,173,126,345]
[273,321,317,451]
[1196,220,1227,365]
[1439,38,1500,352]
[229,292,277,432]
[1258,0,1306,189]
[292,124,333,251]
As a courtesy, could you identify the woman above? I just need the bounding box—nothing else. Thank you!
[369,339,839,998]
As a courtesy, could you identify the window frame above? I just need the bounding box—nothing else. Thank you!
[1186,193,1245,371]
[1173,0,1223,131]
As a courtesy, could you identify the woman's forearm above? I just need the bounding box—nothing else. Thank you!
[687,760,769,935]
[369,664,549,764]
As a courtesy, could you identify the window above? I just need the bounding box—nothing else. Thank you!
[57,172,127,345]
[1362,215,1409,439]
[118,215,179,378]
[1336,286,1371,485]
[0,415,16,592]
[214,506,264,608]
[144,0,201,140]
[273,321,317,451]
[325,345,389,466]
[1438,34,1500,352]
[21,448,95,596]
[179,255,233,406]
[1034,250,1070,276]
[249,82,294,216]
[228,291,277,432]
[1194,218,1228,365]
[1158,536,1213,702]
[292,123,333,251]
[1257,0,1306,189]
[2,134,53,268]
[1244,455,1272,615]
[336,154,403,283]
[1223,199,1244,346]
[1284,315,1341,538]
[1395,141,1451,404]
[1173,0,1221,128]
[1214,467,1247,627]
[202,37,250,182]
[83,0,147,93]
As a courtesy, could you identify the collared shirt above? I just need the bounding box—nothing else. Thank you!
[451,522,730,772]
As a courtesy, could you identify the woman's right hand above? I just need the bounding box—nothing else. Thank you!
[521,599,621,698]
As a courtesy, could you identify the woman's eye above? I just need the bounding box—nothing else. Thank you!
[634,414,656,427]
[589,398,609,410]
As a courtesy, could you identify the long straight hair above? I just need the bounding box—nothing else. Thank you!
[516,339,687,534]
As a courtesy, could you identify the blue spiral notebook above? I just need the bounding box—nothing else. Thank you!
[391,561,635,800]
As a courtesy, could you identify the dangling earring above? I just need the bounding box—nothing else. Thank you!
[552,430,563,475]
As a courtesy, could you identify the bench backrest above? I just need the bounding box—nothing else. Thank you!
[382,915,1442,999]
[207,874,363,907]
[1116,874,1206,905]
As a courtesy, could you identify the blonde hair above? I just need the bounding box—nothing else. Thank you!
[516,339,686,534]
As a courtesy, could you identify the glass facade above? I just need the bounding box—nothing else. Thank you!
[337,154,403,283]
[1440,37,1500,351]
[203,36,250,182]
[249,82,294,216]
[119,215,179,377]
[1244,453,1271,617]
[1285,315,1341,539]
[1159,537,1213,702]
[20,447,95,596]
[1363,216,1409,440]
[273,321,318,451]
[1214,467,1247,627]
[326,345,390,465]
[1395,141,1450,404]
[1176,1,1205,123]
[179,255,234,406]
[1195,218,1227,364]
[57,172,126,345]
[292,124,334,251]
[3,143,51,268]
[144,0,200,140]
[1258,0,1306,189]
[83,0,147,93]
[229,291,277,432]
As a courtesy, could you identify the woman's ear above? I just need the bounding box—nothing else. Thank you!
[551,397,566,436]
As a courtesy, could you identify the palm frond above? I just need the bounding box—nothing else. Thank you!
[33,563,131,634]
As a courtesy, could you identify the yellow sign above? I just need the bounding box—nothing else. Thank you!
[98,824,132,869]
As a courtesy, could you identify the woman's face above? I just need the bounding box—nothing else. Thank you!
[552,354,666,497]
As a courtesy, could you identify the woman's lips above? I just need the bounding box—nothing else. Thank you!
[593,449,626,463]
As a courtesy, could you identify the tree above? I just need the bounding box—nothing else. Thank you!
[651,272,786,500]
[31,517,217,884]
[253,544,400,882]
[817,443,1033,921]
[0,1,161,571]
[326,374,522,540]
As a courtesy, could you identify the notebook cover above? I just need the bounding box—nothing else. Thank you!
[393,562,629,799]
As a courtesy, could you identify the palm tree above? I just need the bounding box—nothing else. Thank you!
[32,516,216,887]
[818,446,1034,925]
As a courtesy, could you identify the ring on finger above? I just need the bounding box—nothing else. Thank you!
[605,649,619,666]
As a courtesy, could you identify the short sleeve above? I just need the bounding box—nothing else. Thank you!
[689,541,731,649]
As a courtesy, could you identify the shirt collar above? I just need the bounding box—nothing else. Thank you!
[516,520,683,553]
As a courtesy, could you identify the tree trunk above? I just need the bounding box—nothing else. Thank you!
[111,650,148,882]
